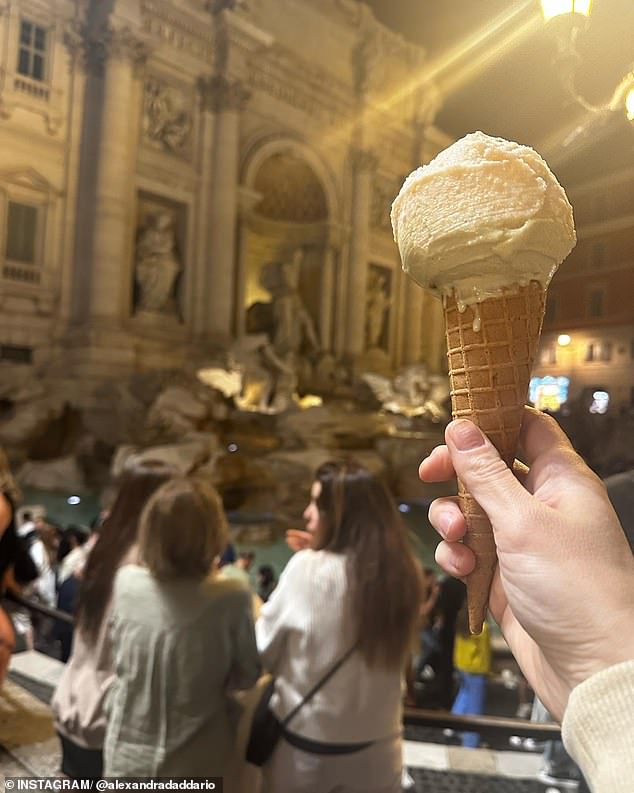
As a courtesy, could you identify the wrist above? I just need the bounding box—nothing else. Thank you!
[561,634,634,708]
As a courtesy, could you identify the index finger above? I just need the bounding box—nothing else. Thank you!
[518,406,576,466]
[418,445,455,483]
[420,442,530,485]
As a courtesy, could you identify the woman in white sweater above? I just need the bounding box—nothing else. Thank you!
[256,460,423,793]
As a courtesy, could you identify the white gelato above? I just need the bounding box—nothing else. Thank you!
[390,131,576,307]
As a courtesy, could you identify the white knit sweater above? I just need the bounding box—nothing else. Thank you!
[563,660,634,792]
[255,549,403,744]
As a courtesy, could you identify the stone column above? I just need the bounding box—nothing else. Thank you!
[205,76,250,340]
[85,28,147,323]
[320,224,344,353]
[319,245,336,353]
[234,187,262,337]
[344,148,376,357]
[403,279,424,365]
[58,21,88,323]
[428,295,447,374]
[191,77,217,337]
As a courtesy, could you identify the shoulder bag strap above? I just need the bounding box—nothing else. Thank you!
[281,644,357,728]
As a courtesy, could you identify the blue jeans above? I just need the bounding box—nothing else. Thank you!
[451,672,486,748]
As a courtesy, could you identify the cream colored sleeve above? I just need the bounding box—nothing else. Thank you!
[562,660,634,792]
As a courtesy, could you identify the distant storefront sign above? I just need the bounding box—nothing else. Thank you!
[529,376,570,412]
[589,390,610,414]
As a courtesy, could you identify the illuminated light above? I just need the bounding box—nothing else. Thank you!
[539,0,592,21]
[589,390,609,414]
[227,443,238,453]
[529,376,570,412]
[626,86,634,121]
[557,334,571,346]
[67,495,81,505]
[398,504,411,514]
[297,394,323,409]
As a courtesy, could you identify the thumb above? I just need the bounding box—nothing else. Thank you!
[445,420,531,519]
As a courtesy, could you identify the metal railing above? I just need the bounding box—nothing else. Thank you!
[4,591,561,741]
[404,705,561,740]
[4,590,73,625]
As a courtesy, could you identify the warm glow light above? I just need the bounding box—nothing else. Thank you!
[297,394,322,409]
[540,0,592,21]
[626,87,634,121]
[557,333,572,346]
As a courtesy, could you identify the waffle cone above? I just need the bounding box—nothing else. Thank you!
[444,281,546,633]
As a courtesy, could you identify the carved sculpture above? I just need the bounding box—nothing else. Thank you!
[265,248,321,358]
[227,334,298,415]
[134,212,181,314]
[232,248,322,413]
[143,77,191,155]
[361,364,449,421]
[365,270,391,349]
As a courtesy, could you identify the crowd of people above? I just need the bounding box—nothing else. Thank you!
[0,406,632,792]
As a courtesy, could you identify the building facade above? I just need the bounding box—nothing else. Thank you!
[0,0,452,403]
[534,167,634,413]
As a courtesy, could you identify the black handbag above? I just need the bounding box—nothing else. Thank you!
[245,645,356,767]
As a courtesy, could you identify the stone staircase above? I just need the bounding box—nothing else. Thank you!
[0,651,64,779]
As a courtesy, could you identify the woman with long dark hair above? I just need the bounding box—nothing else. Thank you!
[256,459,423,793]
[52,460,175,778]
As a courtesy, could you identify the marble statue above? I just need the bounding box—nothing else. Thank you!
[135,212,181,314]
[365,270,391,349]
[228,334,298,414]
[264,248,320,358]
[361,363,449,421]
[143,78,191,155]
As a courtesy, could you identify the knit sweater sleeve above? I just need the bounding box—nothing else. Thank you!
[562,660,634,792]
[255,551,308,673]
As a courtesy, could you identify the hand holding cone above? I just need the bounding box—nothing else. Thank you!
[391,132,576,633]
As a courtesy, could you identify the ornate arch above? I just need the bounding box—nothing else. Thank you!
[241,134,339,221]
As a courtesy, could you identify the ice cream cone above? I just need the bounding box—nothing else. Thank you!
[444,280,546,633]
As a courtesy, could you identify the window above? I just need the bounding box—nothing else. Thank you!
[5,202,38,263]
[588,289,604,318]
[0,345,32,364]
[585,342,613,363]
[17,19,47,82]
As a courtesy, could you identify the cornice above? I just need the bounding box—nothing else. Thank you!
[141,0,214,61]
[246,43,351,126]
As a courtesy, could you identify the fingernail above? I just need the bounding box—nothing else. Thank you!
[438,511,455,538]
[450,420,485,451]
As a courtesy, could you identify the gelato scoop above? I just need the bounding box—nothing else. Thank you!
[390,131,576,307]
